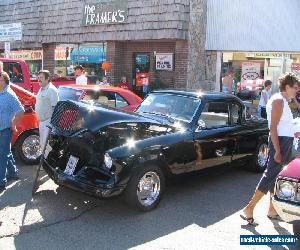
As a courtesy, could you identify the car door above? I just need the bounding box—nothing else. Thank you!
[230,103,265,162]
[189,101,237,171]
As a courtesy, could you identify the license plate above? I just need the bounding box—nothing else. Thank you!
[64,155,79,175]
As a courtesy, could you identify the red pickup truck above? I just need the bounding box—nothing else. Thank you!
[0,58,76,94]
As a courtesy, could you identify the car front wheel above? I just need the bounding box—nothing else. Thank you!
[252,141,269,173]
[15,130,41,165]
[124,165,165,211]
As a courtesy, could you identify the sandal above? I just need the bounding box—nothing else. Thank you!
[240,214,256,225]
[267,214,282,221]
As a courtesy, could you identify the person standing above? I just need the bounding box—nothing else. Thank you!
[35,70,59,151]
[74,65,87,85]
[116,76,132,90]
[0,70,24,192]
[97,76,111,86]
[258,80,272,119]
[240,73,299,225]
[222,71,234,94]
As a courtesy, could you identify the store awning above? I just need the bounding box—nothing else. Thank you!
[206,0,300,52]
[70,47,106,64]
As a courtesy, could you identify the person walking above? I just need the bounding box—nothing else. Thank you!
[0,70,24,192]
[240,73,299,225]
[74,65,87,85]
[258,80,272,119]
[35,70,59,151]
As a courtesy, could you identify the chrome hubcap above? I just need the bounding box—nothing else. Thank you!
[22,135,41,160]
[258,143,269,168]
[137,171,161,207]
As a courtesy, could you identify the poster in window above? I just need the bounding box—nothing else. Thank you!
[241,62,261,80]
[156,53,173,71]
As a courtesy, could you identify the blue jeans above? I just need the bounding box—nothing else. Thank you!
[0,128,19,186]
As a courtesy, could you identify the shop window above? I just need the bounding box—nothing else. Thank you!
[3,62,24,83]
[134,53,150,73]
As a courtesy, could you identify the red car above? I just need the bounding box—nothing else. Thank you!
[11,84,142,165]
[10,83,40,165]
[58,85,142,112]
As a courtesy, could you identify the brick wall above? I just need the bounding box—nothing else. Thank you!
[42,43,56,75]
[106,40,188,88]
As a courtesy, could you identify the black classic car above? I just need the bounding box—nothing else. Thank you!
[43,90,269,211]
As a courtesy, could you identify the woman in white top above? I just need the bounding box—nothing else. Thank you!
[258,80,272,119]
[240,72,299,225]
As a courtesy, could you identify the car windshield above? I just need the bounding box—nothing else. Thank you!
[136,93,201,122]
[59,87,83,101]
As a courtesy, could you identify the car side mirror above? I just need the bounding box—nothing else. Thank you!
[195,119,206,132]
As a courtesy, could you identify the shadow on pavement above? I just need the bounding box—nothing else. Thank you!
[1,164,271,249]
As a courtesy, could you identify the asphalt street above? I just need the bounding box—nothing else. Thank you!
[0,161,298,250]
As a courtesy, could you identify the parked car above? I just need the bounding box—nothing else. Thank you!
[43,90,269,211]
[58,85,142,112]
[273,158,300,245]
[10,84,142,165]
[0,58,76,94]
[10,83,40,165]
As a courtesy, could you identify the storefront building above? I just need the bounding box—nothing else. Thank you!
[206,0,300,93]
[1,0,300,91]
[0,0,197,90]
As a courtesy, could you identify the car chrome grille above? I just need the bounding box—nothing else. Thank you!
[51,101,82,135]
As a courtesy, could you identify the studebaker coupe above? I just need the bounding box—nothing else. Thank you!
[273,158,300,244]
[43,90,269,211]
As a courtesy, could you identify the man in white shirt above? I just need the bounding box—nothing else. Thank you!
[75,65,88,85]
[35,70,59,150]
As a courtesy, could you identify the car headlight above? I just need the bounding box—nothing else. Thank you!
[277,180,297,200]
[103,153,113,170]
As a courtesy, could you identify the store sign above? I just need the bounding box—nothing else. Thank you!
[55,47,71,61]
[9,48,70,61]
[241,62,261,80]
[83,0,128,26]
[10,50,43,61]
[156,53,173,71]
[245,52,290,59]
[0,22,22,41]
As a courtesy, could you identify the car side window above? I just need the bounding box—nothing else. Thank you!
[198,102,230,129]
[115,93,129,108]
[3,62,24,83]
[231,103,241,125]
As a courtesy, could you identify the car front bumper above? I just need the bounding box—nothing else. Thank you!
[43,158,125,198]
[273,196,300,224]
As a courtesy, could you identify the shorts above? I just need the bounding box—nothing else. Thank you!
[256,136,294,194]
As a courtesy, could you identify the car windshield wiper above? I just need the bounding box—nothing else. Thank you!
[140,111,175,123]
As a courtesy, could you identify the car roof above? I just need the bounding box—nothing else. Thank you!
[152,89,242,102]
[59,84,135,95]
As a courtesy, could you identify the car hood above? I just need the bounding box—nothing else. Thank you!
[10,83,36,107]
[279,158,300,180]
[51,100,164,134]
